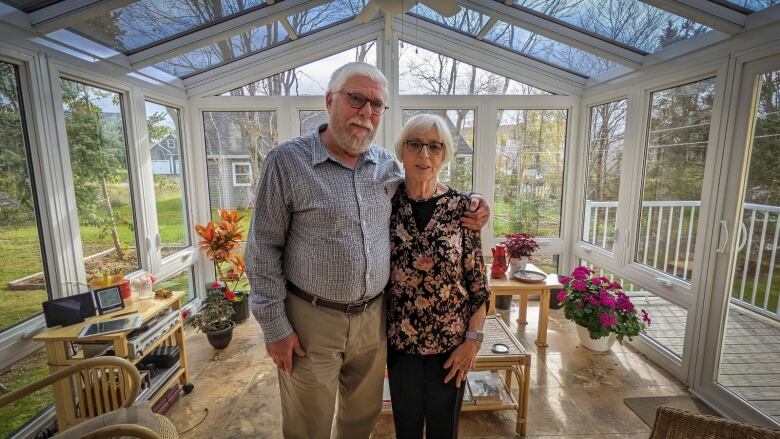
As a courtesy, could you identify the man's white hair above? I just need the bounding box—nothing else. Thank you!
[327,62,389,102]
[394,114,454,163]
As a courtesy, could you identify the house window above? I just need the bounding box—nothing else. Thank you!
[233,162,252,187]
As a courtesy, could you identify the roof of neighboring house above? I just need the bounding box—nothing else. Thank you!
[150,134,178,155]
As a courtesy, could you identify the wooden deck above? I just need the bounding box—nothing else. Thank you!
[637,297,780,422]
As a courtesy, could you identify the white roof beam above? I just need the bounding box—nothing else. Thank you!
[451,0,645,69]
[129,0,328,69]
[30,0,137,34]
[641,0,746,35]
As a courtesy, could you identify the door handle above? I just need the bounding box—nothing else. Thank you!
[716,220,729,253]
[736,221,748,252]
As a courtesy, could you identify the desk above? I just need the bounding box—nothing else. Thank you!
[488,263,562,347]
[33,291,188,430]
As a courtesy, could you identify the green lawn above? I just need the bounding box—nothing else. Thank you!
[0,349,52,438]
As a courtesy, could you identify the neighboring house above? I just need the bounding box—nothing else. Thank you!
[150,135,182,175]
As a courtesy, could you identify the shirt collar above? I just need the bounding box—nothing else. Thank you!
[314,123,379,166]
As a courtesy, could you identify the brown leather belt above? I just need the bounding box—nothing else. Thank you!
[287,281,382,315]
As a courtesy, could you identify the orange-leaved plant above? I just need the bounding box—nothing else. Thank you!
[195,209,247,298]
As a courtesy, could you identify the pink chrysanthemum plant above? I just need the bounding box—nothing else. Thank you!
[556,266,651,341]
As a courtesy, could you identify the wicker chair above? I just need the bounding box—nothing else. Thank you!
[649,406,780,439]
[0,356,178,439]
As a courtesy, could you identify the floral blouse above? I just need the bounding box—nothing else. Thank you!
[386,184,490,355]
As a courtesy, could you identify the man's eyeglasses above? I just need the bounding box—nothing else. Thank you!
[337,91,389,115]
[405,140,445,156]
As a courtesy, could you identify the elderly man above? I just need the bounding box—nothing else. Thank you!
[245,62,488,438]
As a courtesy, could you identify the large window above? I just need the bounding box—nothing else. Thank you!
[146,101,190,258]
[399,42,550,95]
[583,99,627,252]
[61,79,141,279]
[155,267,196,304]
[224,42,376,96]
[494,109,568,238]
[402,109,475,192]
[0,61,50,331]
[0,59,53,437]
[203,111,277,230]
[635,78,716,281]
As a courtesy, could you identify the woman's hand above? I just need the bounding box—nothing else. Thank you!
[443,339,481,388]
[462,194,490,230]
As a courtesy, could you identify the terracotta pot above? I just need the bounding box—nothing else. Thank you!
[575,325,616,352]
[205,321,234,349]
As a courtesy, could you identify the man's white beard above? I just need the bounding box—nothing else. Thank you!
[332,118,376,155]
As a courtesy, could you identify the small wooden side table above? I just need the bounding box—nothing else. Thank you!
[469,315,531,435]
[488,263,563,347]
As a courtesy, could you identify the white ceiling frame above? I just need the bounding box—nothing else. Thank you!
[128,0,329,70]
[641,0,746,35]
[395,15,586,95]
[451,0,646,69]
[30,0,137,34]
[185,18,385,97]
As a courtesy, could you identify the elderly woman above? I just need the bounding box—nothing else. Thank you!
[386,114,490,439]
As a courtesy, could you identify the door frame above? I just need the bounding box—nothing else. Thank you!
[692,48,780,427]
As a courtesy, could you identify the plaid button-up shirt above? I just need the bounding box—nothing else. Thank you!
[246,125,403,342]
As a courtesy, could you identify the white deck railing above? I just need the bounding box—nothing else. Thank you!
[584,200,779,321]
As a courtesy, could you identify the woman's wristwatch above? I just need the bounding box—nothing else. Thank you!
[465,330,484,344]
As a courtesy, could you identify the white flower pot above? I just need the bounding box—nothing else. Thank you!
[575,325,616,352]
[509,257,529,274]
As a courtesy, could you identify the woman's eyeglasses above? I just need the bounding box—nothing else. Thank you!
[337,91,389,115]
[405,140,444,156]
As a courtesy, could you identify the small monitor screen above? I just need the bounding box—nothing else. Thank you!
[93,286,123,314]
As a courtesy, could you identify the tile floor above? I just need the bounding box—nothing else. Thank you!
[166,301,689,438]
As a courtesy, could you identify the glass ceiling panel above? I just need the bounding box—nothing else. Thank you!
[506,0,710,53]
[399,41,551,95]
[485,20,617,77]
[407,3,490,36]
[714,0,778,11]
[287,0,366,36]
[221,41,377,96]
[69,0,268,54]
[0,0,62,12]
[152,21,288,78]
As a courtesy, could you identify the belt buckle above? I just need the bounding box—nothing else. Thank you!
[345,301,369,315]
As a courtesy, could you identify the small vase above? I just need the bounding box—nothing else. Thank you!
[575,325,616,352]
[509,257,529,274]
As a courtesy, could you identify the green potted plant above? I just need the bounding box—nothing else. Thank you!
[556,266,651,352]
[183,285,235,349]
[194,209,250,323]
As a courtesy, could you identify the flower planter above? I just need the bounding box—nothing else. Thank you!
[575,325,616,352]
[230,292,250,323]
[509,257,529,274]
[205,321,234,349]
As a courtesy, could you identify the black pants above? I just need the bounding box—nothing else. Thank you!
[387,349,466,439]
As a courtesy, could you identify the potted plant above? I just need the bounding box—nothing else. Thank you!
[182,286,235,349]
[504,233,540,273]
[557,266,652,352]
[194,209,249,323]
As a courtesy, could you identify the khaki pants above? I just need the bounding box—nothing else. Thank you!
[279,293,386,439]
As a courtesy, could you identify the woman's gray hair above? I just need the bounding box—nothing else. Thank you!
[327,62,389,102]
[394,114,454,163]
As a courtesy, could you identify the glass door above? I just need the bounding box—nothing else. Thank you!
[697,55,780,426]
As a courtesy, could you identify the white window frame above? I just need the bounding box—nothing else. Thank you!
[232,161,253,187]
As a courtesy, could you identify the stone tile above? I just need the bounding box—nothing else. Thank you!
[522,387,602,436]
[222,395,282,438]
[166,395,236,439]
[566,386,651,434]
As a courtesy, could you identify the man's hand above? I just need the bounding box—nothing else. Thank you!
[266,331,306,374]
[462,194,490,230]
[443,340,481,388]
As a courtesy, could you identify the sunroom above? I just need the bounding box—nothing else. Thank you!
[0,0,778,437]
